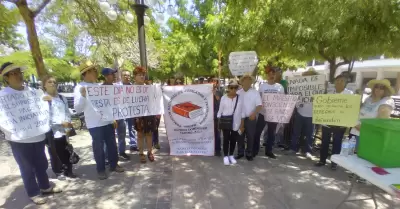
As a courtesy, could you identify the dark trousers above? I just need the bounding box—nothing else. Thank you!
[152,117,161,145]
[291,111,314,153]
[88,124,119,172]
[265,122,278,153]
[319,126,346,164]
[238,118,257,156]
[222,129,238,156]
[214,120,221,153]
[254,114,267,154]
[46,136,72,174]
[9,140,51,197]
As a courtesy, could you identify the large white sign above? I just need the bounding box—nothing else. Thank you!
[0,89,50,139]
[86,85,163,121]
[163,84,214,156]
[262,93,298,123]
[288,75,326,105]
[228,51,258,76]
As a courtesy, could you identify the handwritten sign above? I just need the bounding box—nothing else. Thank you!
[0,89,50,139]
[312,94,361,127]
[163,84,214,156]
[288,75,326,104]
[228,51,258,76]
[262,93,298,123]
[86,85,163,121]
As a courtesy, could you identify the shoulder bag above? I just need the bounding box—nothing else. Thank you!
[218,95,239,130]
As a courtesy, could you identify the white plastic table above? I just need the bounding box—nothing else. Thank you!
[331,155,400,209]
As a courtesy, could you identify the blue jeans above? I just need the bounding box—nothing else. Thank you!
[9,140,51,197]
[126,118,137,148]
[89,124,119,172]
[319,126,346,164]
[116,119,126,154]
[291,111,314,153]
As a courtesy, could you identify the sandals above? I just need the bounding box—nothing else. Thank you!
[140,154,146,163]
[147,152,155,162]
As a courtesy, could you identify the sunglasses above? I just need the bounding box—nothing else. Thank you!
[374,85,386,90]
[229,86,238,90]
[7,70,23,76]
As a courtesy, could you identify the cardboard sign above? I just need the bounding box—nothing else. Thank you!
[312,94,362,127]
[228,51,258,76]
[262,93,298,123]
[288,75,326,105]
[0,89,50,139]
[86,85,163,120]
[163,84,214,156]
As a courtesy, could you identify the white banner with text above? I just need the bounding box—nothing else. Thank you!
[262,93,298,123]
[0,89,50,139]
[86,85,163,120]
[288,75,326,107]
[163,84,214,156]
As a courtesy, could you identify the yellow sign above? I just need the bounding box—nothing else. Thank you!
[312,94,361,127]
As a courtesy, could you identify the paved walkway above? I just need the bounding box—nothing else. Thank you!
[0,122,398,209]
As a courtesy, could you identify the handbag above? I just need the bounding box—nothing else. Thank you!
[218,95,239,130]
[58,95,77,137]
[66,142,80,164]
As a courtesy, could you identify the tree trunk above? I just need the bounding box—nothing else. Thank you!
[16,1,47,79]
[328,61,338,83]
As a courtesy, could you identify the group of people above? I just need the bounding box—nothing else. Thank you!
[0,60,396,205]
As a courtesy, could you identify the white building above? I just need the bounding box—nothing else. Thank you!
[283,57,400,94]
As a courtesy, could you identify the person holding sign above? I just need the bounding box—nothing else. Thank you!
[236,74,262,161]
[74,61,124,180]
[315,74,353,169]
[131,66,157,163]
[217,79,244,165]
[254,66,285,159]
[0,62,62,205]
[42,75,77,179]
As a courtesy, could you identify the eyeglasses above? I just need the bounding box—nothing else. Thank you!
[374,85,385,90]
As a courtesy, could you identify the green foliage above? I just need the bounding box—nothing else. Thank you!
[0,4,23,49]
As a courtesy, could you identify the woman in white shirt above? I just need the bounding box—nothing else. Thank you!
[350,79,395,147]
[42,75,76,179]
[217,80,244,165]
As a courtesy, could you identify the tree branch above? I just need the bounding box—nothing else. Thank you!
[32,0,51,17]
[318,45,334,63]
[336,57,351,67]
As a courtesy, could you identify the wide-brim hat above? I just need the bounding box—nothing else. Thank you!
[228,79,239,86]
[0,62,27,76]
[367,79,394,95]
[79,60,98,75]
[239,73,255,83]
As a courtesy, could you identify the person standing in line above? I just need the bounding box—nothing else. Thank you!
[253,66,285,159]
[147,79,161,149]
[42,75,77,179]
[235,74,263,161]
[121,70,138,152]
[210,76,223,156]
[0,62,62,204]
[102,68,130,160]
[74,61,124,180]
[315,74,354,169]
[217,79,244,165]
[132,66,156,163]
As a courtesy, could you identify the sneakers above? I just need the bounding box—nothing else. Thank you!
[305,152,313,159]
[98,172,108,180]
[120,153,130,160]
[331,163,338,170]
[228,156,237,164]
[223,156,230,165]
[41,185,62,194]
[110,164,125,173]
[31,195,47,205]
[265,152,277,159]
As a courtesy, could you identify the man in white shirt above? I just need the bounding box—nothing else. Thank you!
[235,74,263,161]
[0,62,62,204]
[254,67,285,159]
[315,74,353,170]
[74,61,124,180]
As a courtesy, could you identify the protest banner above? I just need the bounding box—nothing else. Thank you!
[163,84,214,156]
[0,89,50,139]
[86,85,163,121]
[288,74,326,104]
[228,51,258,76]
[262,93,298,123]
[312,94,362,127]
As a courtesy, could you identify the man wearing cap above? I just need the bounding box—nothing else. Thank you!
[0,62,62,204]
[102,68,130,160]
[74,61,124,180]
[236,74,262,161]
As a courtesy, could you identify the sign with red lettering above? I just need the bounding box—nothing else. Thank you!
[86,85,163,120]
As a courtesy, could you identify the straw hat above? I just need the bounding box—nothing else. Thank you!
[79,60,98,75]
[0,62,27,76]
[228,79,239,86]
[239,73,255,83]
[367,79,394,95]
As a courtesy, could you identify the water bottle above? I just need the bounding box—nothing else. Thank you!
[349,136,356,155]
[340,137,350,156]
